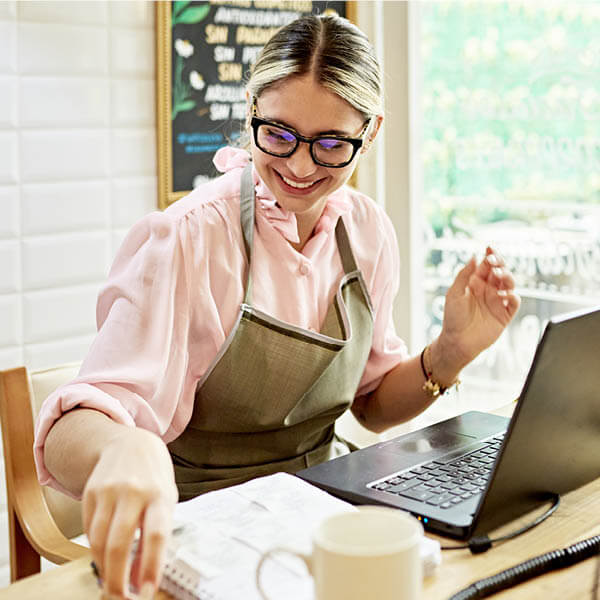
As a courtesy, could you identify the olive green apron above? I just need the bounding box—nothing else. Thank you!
[168,163,375,500]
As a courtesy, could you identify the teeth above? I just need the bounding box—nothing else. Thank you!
[281,175,315,189]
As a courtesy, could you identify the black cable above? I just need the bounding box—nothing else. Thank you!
[441,494,560,554]
[447,533,600,600]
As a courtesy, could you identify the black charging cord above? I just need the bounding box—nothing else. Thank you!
[441,493,561,554]
[447,532,600,599]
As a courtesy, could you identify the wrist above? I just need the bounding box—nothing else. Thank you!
[426,336,466,390]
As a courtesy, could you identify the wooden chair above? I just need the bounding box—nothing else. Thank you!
[0,364,90,582]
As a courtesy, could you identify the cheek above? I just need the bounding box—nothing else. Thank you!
[249,146,270,177]
[331,163,356,188]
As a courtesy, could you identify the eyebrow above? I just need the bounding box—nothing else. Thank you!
[260,114,356,138]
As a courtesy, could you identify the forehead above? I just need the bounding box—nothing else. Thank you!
[257,74,364,136]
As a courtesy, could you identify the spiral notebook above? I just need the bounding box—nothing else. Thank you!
[161,472,441,599]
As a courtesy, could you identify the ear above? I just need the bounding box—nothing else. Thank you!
[361,114,383,153]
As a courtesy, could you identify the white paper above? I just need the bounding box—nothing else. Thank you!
[165,472,440,600]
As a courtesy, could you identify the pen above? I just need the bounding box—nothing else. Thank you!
[91,560,102,587]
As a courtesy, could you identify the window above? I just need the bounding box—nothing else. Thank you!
[420,2,600,414]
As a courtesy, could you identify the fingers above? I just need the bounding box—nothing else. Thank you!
[136,500,174,595]
[84,492,114,589]
[447,255,476,297]
[472,248,515,291]
[465,246,520,323]
[103,493,146,597]
[82,429,178,599]
[87,496,173,599]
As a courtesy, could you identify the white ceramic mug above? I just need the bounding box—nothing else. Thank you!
[255,506,423,600]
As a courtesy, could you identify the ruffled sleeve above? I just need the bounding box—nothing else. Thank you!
[34,210,194,493]
[351,199,409,397]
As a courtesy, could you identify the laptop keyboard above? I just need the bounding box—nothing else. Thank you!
[367,433,505,510]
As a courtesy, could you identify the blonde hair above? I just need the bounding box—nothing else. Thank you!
[247,14,383,118]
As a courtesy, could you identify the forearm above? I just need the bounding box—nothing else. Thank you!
[44,408,158,497]
[44,408,178,597]
[352,337,466,433]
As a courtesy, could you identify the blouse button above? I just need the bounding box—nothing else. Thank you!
[299,262,310,276]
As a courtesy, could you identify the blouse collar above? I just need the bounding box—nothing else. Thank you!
[213,146,352,245]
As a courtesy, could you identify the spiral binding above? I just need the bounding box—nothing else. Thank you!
[161,556,216,600]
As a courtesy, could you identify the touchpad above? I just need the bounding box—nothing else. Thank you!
[380,430,477,455]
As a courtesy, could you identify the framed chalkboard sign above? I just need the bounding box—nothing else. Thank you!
[156,1,353,209]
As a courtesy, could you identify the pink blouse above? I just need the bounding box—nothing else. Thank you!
[34,147,408,492]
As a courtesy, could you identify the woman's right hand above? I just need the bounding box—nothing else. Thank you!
[82,426,178,599]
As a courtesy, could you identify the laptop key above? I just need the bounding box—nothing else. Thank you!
[425,494,445,506]
[460,483,478,492]
[439,465,458,473]
[399,488,435,502]
[421,463,438,470]
[387,480,421,494]
[423,480,441,488]
[409,467,427,475]
[435,474,452,483]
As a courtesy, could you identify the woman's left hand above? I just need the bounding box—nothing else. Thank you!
[437,246,520,375]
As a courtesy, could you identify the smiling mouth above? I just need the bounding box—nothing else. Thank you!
[277,171,323,191]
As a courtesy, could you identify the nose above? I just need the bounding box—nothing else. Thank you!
[285,142,317,179]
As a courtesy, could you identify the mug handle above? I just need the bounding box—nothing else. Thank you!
[255,547,312,600]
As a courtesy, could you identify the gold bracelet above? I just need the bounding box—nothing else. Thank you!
[420,345,460,399]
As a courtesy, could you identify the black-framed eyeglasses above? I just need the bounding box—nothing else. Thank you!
[250,98,371,168]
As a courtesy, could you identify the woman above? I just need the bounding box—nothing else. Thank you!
[34,14,519,599]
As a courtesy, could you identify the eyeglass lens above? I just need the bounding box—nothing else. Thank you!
[256,123,355,166]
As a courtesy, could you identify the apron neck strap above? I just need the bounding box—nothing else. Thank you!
[240,162,255,304]
[335,217,359,274]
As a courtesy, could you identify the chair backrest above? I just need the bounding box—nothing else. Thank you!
[0,364,89,581]
[29,364,84,539]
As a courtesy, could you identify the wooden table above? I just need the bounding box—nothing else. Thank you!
[2,404,600,599]
[2,479,599,600]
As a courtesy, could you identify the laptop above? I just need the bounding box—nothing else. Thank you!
[297,305,600,540]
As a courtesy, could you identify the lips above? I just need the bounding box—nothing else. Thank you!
[281,174,315,189]
[275,170,325,194]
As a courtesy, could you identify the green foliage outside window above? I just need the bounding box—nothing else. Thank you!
[420,1,600,407]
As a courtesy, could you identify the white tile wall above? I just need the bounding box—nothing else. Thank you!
[0,241,20,294]
[20,77,110,127]
[0,77,17,128]
[0,1,157,587]
[0,2,16,20]
[0,133,18,184]
[22,232,110,290]
[18,0,108,25]
[20,129,110,181]
[0,187,19,238]
[22,181,110,235]
[18,23,109,75]
[0,22,16,72]
[0,296,21,347]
